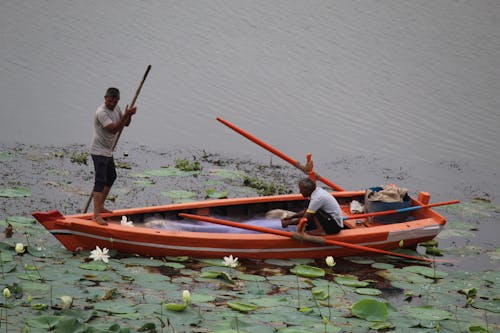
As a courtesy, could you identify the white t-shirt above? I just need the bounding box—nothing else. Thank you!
[90,104,122,157]
[306,187,343,227]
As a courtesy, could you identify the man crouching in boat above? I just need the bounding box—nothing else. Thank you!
[281,177,343,236]
[90,87,137,225]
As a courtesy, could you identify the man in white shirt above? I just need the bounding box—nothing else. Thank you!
[89,87,136,225]
[281,177,343,235]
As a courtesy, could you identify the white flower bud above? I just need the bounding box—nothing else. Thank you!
[182,290,190,303]
[325,256,336,267]
[15,243,25,254]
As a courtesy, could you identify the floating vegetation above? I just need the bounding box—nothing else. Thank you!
[205,188,228,199]
[143,166,200,177]
[70,152,88,165]
[243,176,290,196]
[160,189,196,200]
[0,151,16,161]
[0,187,31,198]
[175,158,202,172]
[208,168,246,179]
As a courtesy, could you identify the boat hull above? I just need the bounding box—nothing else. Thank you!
[33,191,446,259]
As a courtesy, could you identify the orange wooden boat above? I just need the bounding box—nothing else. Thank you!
[32,190,451,259]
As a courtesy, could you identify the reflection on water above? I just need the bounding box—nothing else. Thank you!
[0,1,499,173]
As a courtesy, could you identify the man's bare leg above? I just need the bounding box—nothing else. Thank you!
[93,191,108,225]
[100,186,112,213]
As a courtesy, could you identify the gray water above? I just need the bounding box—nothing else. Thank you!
[1,1,499,179]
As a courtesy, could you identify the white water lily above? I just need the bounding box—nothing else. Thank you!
[89,246,110,263]
[59,295,73,309]
[182,290,191,303]
[121,216,134,227]
[325,256,336,267]
[15,242,25,254]
[3,288,11,299]
[223,255,239,268]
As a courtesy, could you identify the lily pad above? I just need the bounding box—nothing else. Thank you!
[227,301,258,313]
[355,288,383,296]
[165,302,189,312]
[351,299,388,322]
[402,265,448,279]
[209,169,246,179]
[406,306,452,320]
[79,262,107,271]
[144,167,200,177]
[205,189,228,199]
[334,275,369,287]
[471,299,500,313]
[1,216,36,226]
[0,151,16,161]
[161,189,196,199]
[0,187,31,198]
[290,265,325,278]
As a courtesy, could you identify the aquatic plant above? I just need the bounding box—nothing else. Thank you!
[88,246,110,263]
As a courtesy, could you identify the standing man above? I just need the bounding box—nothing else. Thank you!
[90,87,136,225]
[281,177,343,235]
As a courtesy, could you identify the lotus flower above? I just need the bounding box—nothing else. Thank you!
[59,295,73,309]
[89,246,110,263]
[3,288,11,299]
[325,256,336,267]
[182,290,190,304]
[223,255,239,268]
[121,216,134,227]
[15,242,25,254]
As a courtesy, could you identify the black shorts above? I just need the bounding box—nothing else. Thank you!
[305,209,343,234]
[91,154,117,192]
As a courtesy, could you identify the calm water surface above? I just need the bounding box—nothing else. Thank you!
[1,1,499,184]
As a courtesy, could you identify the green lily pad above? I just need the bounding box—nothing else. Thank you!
[208,169,246,179]
[351,299,388,322]
[290,265,325,278]
[227,301,258,313]
[133,179,156,186]
[161,189,197,199]
[471,299,500,313]
[94,301,137,314]
[1,216,36,226]
[0,151,16,161]
[25,315,62,329]
[406,306,452,320]
[0,187,31,198]
[200,270,234,284]
[402,265,448,279]
[205,189,228,199]
[165,302,188,312]
[371,263,394,270]
[79,262,108,271]
[355,288,383,296]
[334,275,369,287]
[144,167,200,177]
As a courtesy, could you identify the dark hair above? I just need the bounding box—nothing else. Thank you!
[105,87,120,99]
[299,177,316,191]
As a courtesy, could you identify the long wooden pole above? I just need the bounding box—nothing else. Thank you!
[83,65,152,213]
[216,117,345,191]
[178,213,437,262]
[112,65,152,151]
[178,199,459,263]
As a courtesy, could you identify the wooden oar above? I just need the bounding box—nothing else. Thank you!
[178,213,441,263]
[216,117,345,191]
[83,65,152,213]
[112,64,152,150]
[342,199,460,221]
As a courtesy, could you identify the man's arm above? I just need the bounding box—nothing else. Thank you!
[105,105,136,133]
